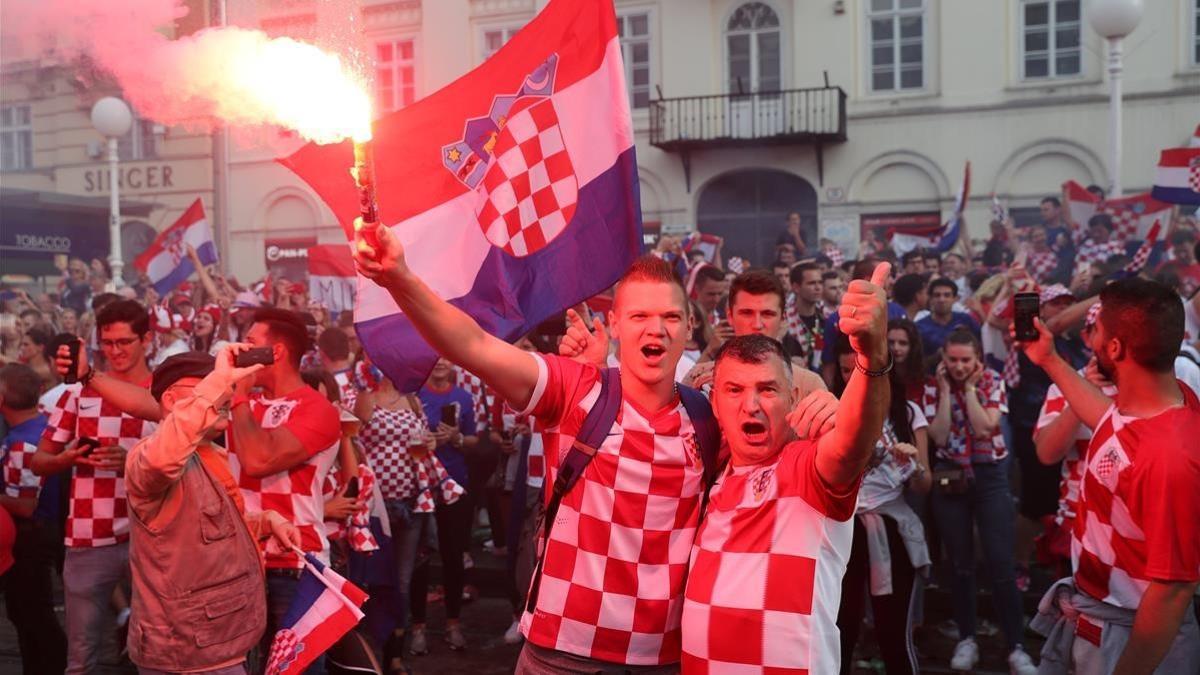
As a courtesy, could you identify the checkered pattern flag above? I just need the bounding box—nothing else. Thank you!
[1120,220,1162,277]
[727,256,745,274]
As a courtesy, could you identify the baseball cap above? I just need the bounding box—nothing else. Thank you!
[1039,284,1075,305]
[151,351,216,400]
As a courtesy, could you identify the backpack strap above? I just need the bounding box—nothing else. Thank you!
[678,383,724,517]
[525,367,621,613]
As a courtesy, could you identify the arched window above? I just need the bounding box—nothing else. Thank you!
[726,2,781,95]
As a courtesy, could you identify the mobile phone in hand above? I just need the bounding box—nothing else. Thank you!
[440,403,459,427]
[234,347,275,368]
[63,340,81,385]
[77,437,101,457]
[1013,292,1040,342]
[344,477,360,499]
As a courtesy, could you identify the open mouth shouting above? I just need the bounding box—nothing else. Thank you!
[639,342,667,365]
[740,418,769,446]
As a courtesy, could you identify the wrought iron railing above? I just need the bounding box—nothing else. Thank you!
[649,85,847,150]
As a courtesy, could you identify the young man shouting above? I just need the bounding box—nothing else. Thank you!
[681,263,893,673]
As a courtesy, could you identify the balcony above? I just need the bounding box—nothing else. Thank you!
[648,85,847,189]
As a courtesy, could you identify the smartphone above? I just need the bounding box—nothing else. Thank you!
[344,477,360,499]
[77,437,101,457]
[440,403,459,427]
[63,340,81,385]
[234,347,275,368]
[1013,292,1041,342]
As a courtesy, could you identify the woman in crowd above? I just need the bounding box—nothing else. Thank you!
[189,305,230,355]
[886,319,927,403]
[57,307,80,337]
[924,329,1035,674]
[831,335,931,675]
[355,365,462,672]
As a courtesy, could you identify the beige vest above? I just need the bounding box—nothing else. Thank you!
[128,454,266,671]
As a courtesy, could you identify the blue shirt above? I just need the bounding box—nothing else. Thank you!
[418,385,478,487]
[916,312,982,363]
[1,415,61,523]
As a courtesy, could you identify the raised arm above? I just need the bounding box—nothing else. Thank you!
[54,339,161,422]
[816,263,893,491]
[353,219,539,409]
[1018,318,1112,429]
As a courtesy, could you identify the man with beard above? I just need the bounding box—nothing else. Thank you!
[680,262,892,673]
[1021,278,1200,674]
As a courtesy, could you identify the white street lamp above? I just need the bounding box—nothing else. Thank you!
[1089,0,1143,199]
[90,97,133,288]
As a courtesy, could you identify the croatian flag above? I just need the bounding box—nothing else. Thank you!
[281,0,641,390]
[265,553,368,675]
[1151,147,1200,206]
[307,244,357,315]
[892,161,969,256]
[132,198,217,294]
[1062,180,1173,241]
[681,232,722,263]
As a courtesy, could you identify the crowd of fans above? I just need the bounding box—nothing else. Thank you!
[0,194,1197,674]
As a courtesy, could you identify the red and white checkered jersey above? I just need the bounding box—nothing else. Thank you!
[1026,249,1059,284]
[1035,378,1118,525]
[322,462,379,552]
[332,368,359,411]
[922,369,1009,464]
[2,439,42,502]
[1072,383,1200,609]
[227,385,340,569]
[43,382,157,548]
[359,405,465,512]
[681,441,858,673]
[526,414,546,489]
[1076,239,1125,267]
[518,354,705,666]
[454,366,492,430]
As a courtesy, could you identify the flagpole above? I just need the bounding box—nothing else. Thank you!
[288,546,353,599]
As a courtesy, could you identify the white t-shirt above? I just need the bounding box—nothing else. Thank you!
[856,401,928,512]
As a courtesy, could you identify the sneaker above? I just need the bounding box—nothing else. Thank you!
[950,637,979,672]
[1008,646,1038,675]
[409,627,429,656]
[504,619,524,645]
[445,624,467,651]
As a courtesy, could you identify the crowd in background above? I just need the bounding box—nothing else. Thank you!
[1,187,1199,674]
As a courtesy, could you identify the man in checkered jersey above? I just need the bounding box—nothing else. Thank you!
[31,299,157,674]
[354,217,729,670]
[1021,278,1200,674]
[224,308,342,660]
[682,263,894,674]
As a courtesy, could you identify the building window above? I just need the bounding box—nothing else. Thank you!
[375,39,416,114]
[617,12,652,109]
[117,118,158,161]
[482,26,522,62]
[867,0,925,92]
[726,2,781,95]
[1021,0,1081,79]
[1192,0,1200,66]
[0,105,33,171]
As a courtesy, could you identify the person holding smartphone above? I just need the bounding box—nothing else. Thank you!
[412,357,478,653]
[923,329,1035,674]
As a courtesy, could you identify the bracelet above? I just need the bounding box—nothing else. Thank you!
[854,354,893,378]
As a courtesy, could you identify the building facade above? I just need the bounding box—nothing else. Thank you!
[221,0,1200,279]
[0,0,215,283]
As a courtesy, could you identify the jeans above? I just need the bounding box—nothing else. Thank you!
[390,509,435,631]
[64,541,129,674]
[3,518,67,675]
[263,574,324,674]
[932,460,1026,651]
[411,498,470,623]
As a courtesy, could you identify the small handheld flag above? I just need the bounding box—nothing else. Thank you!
[265,551,368,675]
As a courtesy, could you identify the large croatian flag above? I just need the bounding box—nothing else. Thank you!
[265,553,368,675]
[891,161,969,256]
[281,0,641,390]
[1062,180,1172,241]
[132,198,217,294]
